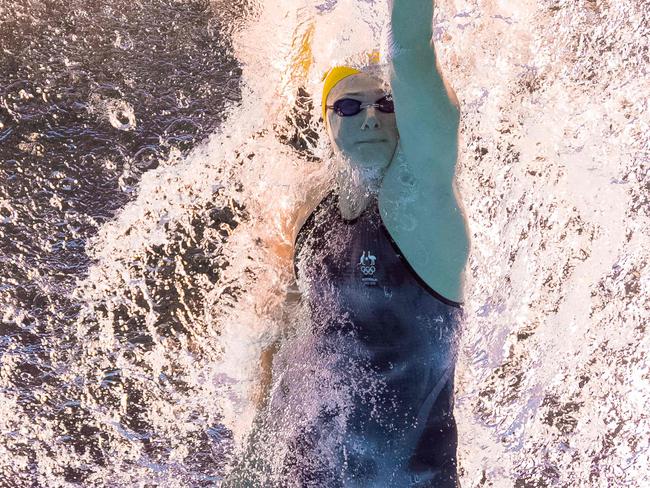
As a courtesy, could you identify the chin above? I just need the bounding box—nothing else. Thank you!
[354,146,394,167]
[361,156,393,170]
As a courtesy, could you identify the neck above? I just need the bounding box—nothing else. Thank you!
[335,163,381,220]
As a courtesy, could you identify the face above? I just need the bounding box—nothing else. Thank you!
[326,73,398,174]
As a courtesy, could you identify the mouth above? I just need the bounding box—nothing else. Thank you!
[356,139,387,144]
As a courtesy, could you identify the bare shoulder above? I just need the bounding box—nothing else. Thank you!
[264,168,332,265]
[290,182,331,245]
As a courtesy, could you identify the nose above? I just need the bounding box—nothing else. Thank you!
[361,107,381,130]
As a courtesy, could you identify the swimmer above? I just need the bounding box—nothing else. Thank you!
[225,0,469,486]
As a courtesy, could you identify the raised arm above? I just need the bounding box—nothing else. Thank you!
[379,0,469,303]
[388,0,459,185]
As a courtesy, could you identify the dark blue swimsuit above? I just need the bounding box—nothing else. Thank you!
[287,191,461,487]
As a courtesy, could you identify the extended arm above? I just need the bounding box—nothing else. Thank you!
[388,0,459,184]
[379,0,469,303]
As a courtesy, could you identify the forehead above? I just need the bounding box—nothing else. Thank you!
[328,73,386,101]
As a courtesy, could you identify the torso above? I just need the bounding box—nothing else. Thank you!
[279,190,461,486]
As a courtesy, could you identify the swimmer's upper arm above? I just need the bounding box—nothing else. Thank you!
[380,0,469,303]
[258,179,329,324]
[253,183,327,408]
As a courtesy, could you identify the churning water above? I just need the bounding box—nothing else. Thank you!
[0,0,648,486]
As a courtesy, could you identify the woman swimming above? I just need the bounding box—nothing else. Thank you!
[224,0,469,486]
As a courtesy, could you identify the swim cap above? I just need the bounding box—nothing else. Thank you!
[321,66,361,121]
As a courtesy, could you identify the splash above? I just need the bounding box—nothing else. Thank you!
[440,0,650,485]
[0,0,647,485]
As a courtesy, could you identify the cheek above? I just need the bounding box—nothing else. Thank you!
[331,118,360,147]
[389,120,399,141]
[326,116,341,144]
[328,112,348,134]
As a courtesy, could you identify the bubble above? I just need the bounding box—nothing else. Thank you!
[133,145,161,170]
[107,101,137,131]
[59,177,79,193]
[113,30,134,51]
[0,200,16,224]
[88,94,137,131]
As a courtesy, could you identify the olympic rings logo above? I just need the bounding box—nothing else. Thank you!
[358,251,378,278]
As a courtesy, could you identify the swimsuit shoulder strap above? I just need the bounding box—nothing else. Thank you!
[294,190,337,252]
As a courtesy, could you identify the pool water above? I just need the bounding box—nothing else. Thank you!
[0,0,648,485]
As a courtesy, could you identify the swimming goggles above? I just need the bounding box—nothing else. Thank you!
[327,95,394,117]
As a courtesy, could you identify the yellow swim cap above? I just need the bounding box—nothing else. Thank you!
[321,66,361,122]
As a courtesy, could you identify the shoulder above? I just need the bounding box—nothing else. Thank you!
[291,187,335,247]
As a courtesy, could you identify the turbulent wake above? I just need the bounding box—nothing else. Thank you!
[0,0,647,485]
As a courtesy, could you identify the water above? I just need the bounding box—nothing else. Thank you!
[1,0,648,486]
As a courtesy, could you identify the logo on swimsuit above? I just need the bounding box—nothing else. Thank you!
[358,251,378,286]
